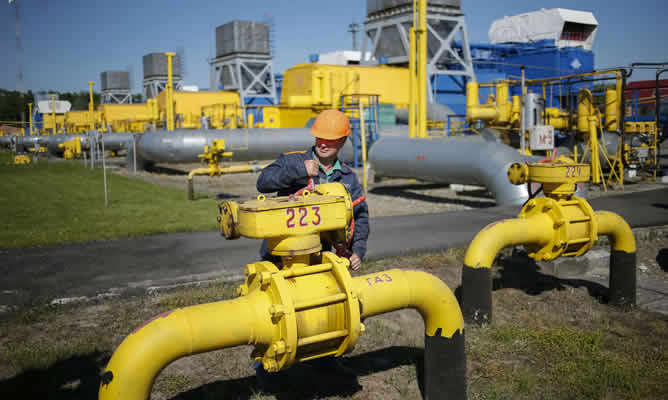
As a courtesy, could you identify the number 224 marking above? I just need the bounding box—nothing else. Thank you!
[565,166,582,178]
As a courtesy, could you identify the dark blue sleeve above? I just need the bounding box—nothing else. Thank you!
[256,153,309,193]
[348,174,369,259]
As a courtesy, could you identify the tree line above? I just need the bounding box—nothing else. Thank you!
[0,89,142,124]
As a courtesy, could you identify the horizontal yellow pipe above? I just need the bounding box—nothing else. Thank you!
[469,106,499,121]
[99,292,273,400]
[464,214,554,268]
[354,269,463,338]
[187,167,210,181]
[188,164,268,181]
[595,211,636,253]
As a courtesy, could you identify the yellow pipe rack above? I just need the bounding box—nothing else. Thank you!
[462,157,636,325]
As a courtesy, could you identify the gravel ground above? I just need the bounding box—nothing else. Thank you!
[110,156,666,218]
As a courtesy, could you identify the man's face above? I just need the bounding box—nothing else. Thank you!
[314,137,346,159]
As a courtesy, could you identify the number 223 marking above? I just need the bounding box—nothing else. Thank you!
[286,206,321,228]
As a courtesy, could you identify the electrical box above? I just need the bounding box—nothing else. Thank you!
[529,125,555,150]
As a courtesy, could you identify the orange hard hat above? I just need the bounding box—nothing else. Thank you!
[310,109,351,140]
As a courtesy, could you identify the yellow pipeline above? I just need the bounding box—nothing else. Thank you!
[359,103,368,192]
[463,158,638,325]
[417,0,427,138]
[102,183,467,399]
[588,115,601,184]
[409,26,416,138]
[100,268,463,400]
[88,81,95,130]
[596,210,637,306]
[187,164,267,181]
[464,215,554,269]
[496,82,511,123]
[595,211,636,253]
[354,269,463,338]
[511,95,521,125]
[51,94,56,135]
[544,107,570,130]
[187,163,267,200]
[466,81,498,121]
[28,103,33,136]
[604,89,619,131]
[165,52,176,132]
[99,293,274,400]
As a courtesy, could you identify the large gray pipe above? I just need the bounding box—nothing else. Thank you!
[395,103,455,124]
[132,129,354,165]
[369,135,541,206]
[555,131,620,168]
[28,133,136,155]
[0,136,12,148]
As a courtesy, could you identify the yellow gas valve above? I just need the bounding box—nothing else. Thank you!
[507,157,597,261]
[219,182,353,257]
[13,154,31,165]
[462,156,637,326]
[100,182,467,400]
[58,137,82,160]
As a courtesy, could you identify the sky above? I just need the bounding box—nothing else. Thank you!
[1,0,667,94]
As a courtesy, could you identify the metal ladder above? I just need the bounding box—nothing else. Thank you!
[339,94,379,168]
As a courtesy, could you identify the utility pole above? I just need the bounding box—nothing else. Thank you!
[9,0,25,125]
[348,22,360,50]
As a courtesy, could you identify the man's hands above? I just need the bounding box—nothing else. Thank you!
[304,160,319,177]
[349,253,361,270]
[304,158,360,271]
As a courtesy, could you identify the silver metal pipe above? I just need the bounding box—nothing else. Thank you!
[23,133,135,155]
[395,103,454,124]
[102,133,136,151]
[132,129,354,165]
[15,135,41,150]
[575,131,621,162]
[369,135,541,206]
[0,136,12,148]
[44,134,87,154]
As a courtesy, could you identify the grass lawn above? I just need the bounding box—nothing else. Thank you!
[0,151,220,248]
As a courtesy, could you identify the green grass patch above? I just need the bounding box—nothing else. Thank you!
[471,324,668,399]
[0,151,220,248]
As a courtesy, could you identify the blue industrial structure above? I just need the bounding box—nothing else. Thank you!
[433,39,595,115]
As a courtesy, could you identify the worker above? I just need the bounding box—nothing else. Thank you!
[256,109,369,270]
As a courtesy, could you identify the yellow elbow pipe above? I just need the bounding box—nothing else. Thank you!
[461,214,553,326]
[354,269,463,338]
[544,107,570,130]
[99,293,273,400]
[188,164,267,200]
[353,268,466,398]
[464,215,554,269]
[596,210,637,306]
[604,89,619,131]
[466,81,501,122]
[496,82,511,123]
[595,211,636,253]
[187,167,211,181]
[221,164,268,175]
[510,95,521,125]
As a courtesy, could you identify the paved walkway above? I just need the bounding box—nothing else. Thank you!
[1,188,667,313]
